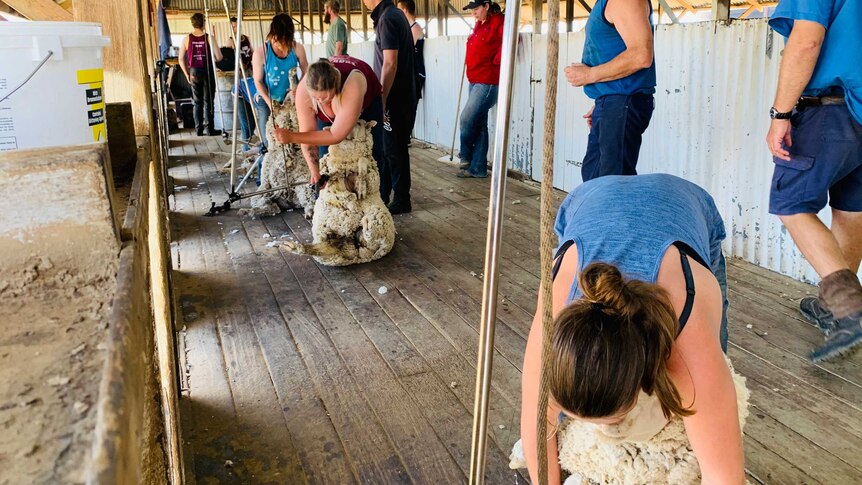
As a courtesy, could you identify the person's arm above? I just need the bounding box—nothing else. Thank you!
[564,0,652,86]
[521,305,563,485]
[290,78,322,183]
[295,43,310,79]
[209,33,223,62]
[381,49,398,109]
[411,24,423,45]
[252,45,272,109]
[178,37,191,81]
[277,74,367,148]
[493,16,504,66]
[766,20,826,161]
[335,20,346,55]
[674,335,745,485]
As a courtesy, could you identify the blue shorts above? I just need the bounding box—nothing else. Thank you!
[769,103,862,215]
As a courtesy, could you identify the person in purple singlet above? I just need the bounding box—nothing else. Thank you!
[178,12,223,136]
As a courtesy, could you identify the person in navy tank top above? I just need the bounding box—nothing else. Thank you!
[274,57,384,186]
[178,12,223,136]
[564,0,656,182]
[520,174,745,484]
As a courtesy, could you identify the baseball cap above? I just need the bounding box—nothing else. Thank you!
[463,0,490,10]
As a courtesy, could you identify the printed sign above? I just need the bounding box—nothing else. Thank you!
[76,68,106,142]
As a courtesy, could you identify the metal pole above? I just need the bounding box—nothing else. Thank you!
[229,0,244,191]
[204,1,227,137]
[220,0,263,156]
[444,1,473,161]
[468,0,520,483]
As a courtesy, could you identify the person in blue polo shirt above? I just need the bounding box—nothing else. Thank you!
[765,0,862,362]
[564,0,656,182]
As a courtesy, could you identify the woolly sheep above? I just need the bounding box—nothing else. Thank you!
[510,358,750,484]
[280,120,395,266]
[241,68,315,219]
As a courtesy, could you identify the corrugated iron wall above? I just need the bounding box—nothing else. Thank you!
[258,18,847,283]
[418,19,837,283]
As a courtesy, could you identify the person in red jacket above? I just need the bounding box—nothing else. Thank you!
[457,0,504,178]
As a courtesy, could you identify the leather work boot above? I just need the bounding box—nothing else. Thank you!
[809,312,862,362]
[799,296,837,336]
[809,269,862,362]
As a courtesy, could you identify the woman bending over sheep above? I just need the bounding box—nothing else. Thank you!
[520,173,745,485]
[274,56,383,187]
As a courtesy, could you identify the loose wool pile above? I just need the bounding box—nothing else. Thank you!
[510,359,750,485]
[241,68,315,218]
[281,120,395,266]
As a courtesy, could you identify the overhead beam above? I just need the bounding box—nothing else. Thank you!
[3,0,72,20]
[713,0,730,20]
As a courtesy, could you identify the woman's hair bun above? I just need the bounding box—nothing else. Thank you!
[579,262,637,318]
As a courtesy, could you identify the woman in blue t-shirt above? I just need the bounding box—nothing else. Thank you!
[252,13,309,149]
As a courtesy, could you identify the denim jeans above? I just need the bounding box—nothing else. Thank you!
[581,93,654,182]
[253,97,271,150]
[235,77,257,150]
[190,67,214,132]
[459,83,499,177]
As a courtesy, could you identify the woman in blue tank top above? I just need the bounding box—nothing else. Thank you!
[520,174,745,484]
[252,13,308,149]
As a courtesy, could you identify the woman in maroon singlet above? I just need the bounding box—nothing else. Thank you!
[274,56,384,185]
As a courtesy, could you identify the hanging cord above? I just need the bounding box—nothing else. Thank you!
[537,0,561,483]
[0,50,54,103]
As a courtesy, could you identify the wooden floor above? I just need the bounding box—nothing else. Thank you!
[168,130,862,484]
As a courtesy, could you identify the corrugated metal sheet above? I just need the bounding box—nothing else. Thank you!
[292,20,855,283]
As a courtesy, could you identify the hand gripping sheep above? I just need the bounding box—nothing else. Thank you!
[239,68,316,219]
[280,120,395,266]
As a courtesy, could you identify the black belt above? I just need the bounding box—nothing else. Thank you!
[798,95,845,108]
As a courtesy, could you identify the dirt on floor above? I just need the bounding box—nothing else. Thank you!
[0,256,116,485]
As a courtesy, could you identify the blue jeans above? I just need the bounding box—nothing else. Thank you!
[582,93,654,182]
[236,97,255,150]
[253,98,271,150]
[459,83,499,177]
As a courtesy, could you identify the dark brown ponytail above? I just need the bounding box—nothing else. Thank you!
[548,263,693,420]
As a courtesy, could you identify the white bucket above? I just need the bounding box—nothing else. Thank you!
[0,22,110,152]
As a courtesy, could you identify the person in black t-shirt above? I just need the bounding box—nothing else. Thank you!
[365,0,417,214]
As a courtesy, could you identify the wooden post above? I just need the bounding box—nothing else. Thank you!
[3,0,72,20]
[299,0,306,40]
[565,0,573,32]
[346,0,352,40]
[307,0,315,41]
[532,0,543,34]
[74,0,153,136]
[436,0,443,37]
[422,0,430,33]
[443,0,448,35]
[362,0,368,40]
[713,0,730,20]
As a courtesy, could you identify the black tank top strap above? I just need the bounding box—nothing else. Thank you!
[552,240,576,281]
[676,244,697,336]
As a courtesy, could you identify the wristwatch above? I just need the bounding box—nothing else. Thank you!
[770,107,793,120]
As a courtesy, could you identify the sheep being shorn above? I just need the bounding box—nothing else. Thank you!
[280,120,395,266]
[241,68,315,218]
[510,358,750,485]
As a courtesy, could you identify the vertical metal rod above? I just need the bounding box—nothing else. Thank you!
[468,0,521,482]
[229,0,244,190]
[220,0,262,147]
[204,1,227,138]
